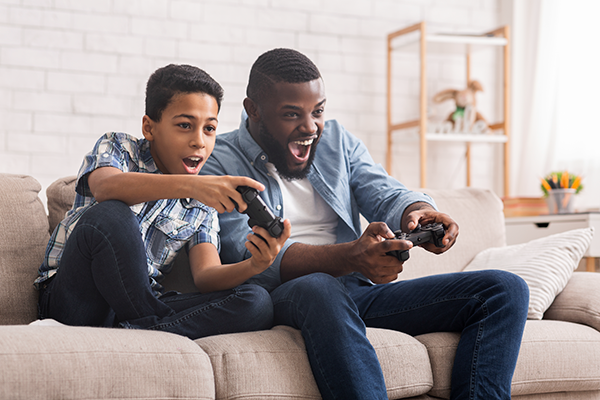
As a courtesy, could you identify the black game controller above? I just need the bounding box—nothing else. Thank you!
[234,186,284,238]
[386,223,446,262]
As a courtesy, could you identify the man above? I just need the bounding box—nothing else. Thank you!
[202,48,529,399]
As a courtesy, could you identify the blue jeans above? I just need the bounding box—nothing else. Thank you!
[38,200,273,340]
[271,271,529,400]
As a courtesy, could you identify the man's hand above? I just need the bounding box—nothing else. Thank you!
[401,202,459,255]
[346,222,413,284]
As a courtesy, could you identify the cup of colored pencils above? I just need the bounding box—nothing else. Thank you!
[540,171,583,214]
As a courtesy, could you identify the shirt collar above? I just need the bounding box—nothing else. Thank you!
[140,138,160,173]
[238,112,270,167]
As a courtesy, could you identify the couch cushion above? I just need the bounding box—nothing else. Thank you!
[0,174,50,325]
[195,325,433,400]
[46,175,76,234]
[464,228,593,319]
[0,325,215,399]
[545,271,600,331]
[416,320,600,399]
[399,188,506,281]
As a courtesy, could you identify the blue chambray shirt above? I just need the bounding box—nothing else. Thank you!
[201,115,436,292]
[35,132,220,295]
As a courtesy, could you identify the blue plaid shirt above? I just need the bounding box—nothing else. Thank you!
[35,132,220,294]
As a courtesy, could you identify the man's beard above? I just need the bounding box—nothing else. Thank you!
[257,122,318,181]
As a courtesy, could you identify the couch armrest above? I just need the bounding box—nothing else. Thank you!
[544,272,600,331]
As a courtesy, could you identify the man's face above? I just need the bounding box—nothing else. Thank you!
[142,92,218,175]
[254,79,326,180]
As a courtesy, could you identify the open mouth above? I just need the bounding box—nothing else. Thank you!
[182,156,203,173]
[288,137,316,163]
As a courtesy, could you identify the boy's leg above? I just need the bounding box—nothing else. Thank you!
[40,200,273,339]
[346,270,529,400]
[270,272,388,400]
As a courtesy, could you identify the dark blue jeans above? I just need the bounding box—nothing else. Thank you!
[271,270,529,400]
[38,200,273,340]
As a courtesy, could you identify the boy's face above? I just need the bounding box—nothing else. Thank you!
[142,92,218,175]
[253,79,326,180]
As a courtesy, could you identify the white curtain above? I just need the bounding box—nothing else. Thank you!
[511,0,600,210]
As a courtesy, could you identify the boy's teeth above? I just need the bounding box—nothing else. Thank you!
[189,157,201,161]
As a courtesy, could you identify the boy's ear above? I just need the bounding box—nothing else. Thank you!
[141,115,155,141]
[243,97,261,122]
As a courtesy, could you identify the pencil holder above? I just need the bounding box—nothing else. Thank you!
[546,188,576,214]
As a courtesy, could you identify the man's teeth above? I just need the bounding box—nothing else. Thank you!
[293,139,314,146]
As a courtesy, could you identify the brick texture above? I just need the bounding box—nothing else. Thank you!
[0,0,501,205]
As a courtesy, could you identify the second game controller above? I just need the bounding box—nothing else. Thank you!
[234,186,284,238]
[386,223,446,262]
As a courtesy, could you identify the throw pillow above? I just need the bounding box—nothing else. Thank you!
[463,227,594,319]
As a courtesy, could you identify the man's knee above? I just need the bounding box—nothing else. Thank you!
[478,270,530,315]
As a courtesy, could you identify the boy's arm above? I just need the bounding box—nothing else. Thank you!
[87,166,263,213]
[188,220,291,293]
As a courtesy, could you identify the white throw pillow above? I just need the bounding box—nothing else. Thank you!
[463,228,594,320]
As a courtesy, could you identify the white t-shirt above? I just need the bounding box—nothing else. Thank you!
[266,163,338,245]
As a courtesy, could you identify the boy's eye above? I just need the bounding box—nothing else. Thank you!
[204,125,216,133]
[178,122,191,129]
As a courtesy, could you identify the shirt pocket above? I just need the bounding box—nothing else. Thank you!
[151,215,196,254]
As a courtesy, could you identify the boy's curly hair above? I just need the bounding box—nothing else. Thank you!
[145,64,224,121]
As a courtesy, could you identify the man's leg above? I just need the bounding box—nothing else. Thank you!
[40,200,272,339]
[270,272,388,400]
[344,270,529,400]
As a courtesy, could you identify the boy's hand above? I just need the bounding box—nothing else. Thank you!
[193,175,264,213]
[246,219,292,274]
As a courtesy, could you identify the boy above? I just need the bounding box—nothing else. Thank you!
[201,49,529,399]
[35,64,291,340]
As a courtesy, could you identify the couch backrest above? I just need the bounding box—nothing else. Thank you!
[397,187,507,281]
[0,174,50,325]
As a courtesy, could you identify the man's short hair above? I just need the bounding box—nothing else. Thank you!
[247,48,321,104]
[145,64,224,122]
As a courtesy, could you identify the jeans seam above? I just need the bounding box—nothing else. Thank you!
[363,294,485,321]
[273,298,338,398]
[144,287,242,331]
[470,299,488,400]
[78,222,144,320]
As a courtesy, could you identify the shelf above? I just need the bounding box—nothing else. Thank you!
[386,22,511,195]
[425,133,508,143]
[391,34,508,54]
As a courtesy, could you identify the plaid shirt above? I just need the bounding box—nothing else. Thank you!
[35,132,220,294]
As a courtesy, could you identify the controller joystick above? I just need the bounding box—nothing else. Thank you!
[386,223,446,262]
[234,186,284,238]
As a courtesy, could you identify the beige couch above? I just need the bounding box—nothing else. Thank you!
[2,172,600,400]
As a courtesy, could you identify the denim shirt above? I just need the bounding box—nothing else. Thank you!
[201,116,436,291]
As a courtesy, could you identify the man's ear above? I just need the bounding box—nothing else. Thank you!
[243,97,261,122]
[141,115,155,141]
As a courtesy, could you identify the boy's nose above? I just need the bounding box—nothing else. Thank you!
[191,130,205,148]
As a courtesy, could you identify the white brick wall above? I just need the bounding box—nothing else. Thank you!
[0,0,502,206]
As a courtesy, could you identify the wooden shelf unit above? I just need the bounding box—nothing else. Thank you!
[386,22,511,196]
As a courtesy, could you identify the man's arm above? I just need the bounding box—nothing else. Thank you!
[280,202,459,285]
[87,166,263,213]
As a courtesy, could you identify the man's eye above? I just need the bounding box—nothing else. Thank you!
[313,108,324,116]
[284,112,298,118]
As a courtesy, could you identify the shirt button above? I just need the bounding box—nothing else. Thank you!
[276,205,282,210]
[102,153,110,158]
[172,229,178,234]
[260,155,266,161]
